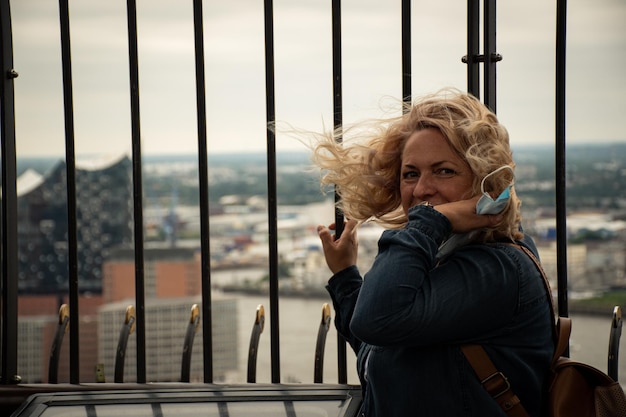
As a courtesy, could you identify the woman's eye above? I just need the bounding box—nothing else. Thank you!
[435,168,456,176]
[402,171,419,179]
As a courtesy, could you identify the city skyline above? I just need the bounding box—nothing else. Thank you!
[7,0,626,158]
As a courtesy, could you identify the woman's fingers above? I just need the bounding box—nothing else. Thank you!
[317,220,359,274]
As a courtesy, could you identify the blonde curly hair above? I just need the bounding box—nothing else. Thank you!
[312,89,523,242]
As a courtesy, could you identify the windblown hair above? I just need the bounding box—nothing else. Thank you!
[311,89,523,242]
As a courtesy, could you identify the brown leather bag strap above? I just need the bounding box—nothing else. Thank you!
[462,344,531,417]
[553,316,571,365]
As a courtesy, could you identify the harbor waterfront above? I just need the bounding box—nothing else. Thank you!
[226,293,626,386]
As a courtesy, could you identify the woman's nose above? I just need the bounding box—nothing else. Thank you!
[413,175,435,199]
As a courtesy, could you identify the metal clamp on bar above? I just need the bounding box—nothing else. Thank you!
[461,53,503,63]
[481,371,511,399]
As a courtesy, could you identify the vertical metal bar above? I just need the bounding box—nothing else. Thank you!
[401,0,411,106]
[126,0,147,383]
[192,0,214,383]
[555,0,569,321]
[58,0,80,384]
[263,0,281,383]
[466,0,480,98]
[483,0,497,111]
[0,0,20,385]
[331,0,347,384]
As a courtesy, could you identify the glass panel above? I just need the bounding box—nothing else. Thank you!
[160,402,221,417]
[292,400,349,417]
[41,404,159,417]
[37,399,350,417]
[225,400,347,417]
[39,406,87,417]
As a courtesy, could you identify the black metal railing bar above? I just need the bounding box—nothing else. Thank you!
[331,0,348,385]
[401,0,411,105]
[58,0,81,385]
[263,0,281,384]
[0,0,19,386]
[0,0,571,385]
[247,305,265,383]
[125,0,148,384]
[48,304,70,384]
[114,305,136,383]
[181,304,201,382]
[483,0,498,111]
[314,303,332,383]
[466,0,480,98]
[555,0,569,323]
[192,0,214,384]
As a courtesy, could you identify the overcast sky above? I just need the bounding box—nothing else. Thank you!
[8,0,626,158]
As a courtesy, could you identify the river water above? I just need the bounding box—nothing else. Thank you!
[223,294,626,386]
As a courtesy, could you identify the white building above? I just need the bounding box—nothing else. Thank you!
[99,296,237,383]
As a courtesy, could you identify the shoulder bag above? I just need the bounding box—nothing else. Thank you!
[461,244,626,417]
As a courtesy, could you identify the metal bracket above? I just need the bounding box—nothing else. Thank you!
[462,53,503,63]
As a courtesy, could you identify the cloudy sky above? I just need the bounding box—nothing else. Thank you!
[8,0,626,158]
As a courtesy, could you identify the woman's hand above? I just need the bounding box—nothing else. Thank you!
[317,219,359,274]
[431,196,503,234]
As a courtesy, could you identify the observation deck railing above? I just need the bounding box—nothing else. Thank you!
[0,1,570,414]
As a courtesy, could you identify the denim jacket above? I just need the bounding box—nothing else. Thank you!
[326,205,554,417]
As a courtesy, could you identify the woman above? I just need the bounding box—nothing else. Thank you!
[313,91,554,416]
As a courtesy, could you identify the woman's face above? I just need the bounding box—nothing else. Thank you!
[400,128,474,214]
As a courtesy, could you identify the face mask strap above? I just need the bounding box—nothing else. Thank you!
[480,165,515,194]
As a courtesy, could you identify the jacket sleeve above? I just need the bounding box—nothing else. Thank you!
[349,204,523,347]
[325,265,363,353]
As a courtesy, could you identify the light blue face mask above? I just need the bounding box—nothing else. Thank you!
[475,165,514,215]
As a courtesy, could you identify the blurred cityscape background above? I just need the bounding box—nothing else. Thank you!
[9,142,626,384]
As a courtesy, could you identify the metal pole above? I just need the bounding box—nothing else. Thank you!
[466,0,480,98]
[0,0,20,385]
[331,0,348,384]
[126,0,147,382]
[263,0,281,383]
[192,0,214,383]
[58,0,80,383]
[401,0,411,106]
[483,0,499,111]
[555,0,569,320]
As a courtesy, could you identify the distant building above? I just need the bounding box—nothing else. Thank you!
[531,212,626,241]
[16,247,238,383]
[536,242,588,293]
[103,247,202,303]
[17,294,102,383]
[98,296,237,383]
[13,154,133,294]
[101,247,238,382]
